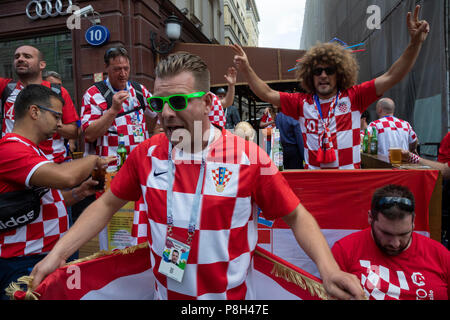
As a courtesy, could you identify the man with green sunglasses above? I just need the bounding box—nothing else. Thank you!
[32,52,366,301]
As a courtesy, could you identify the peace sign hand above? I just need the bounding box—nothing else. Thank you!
[407,5,430,45]
[231,44,250,72]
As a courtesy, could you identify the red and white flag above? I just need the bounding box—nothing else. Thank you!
[8,244,325,300]
[8,169,437,300]
[8,244,155,300]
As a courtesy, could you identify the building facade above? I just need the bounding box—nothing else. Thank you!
[170,0,225,44]
[223,0,259,46]
[0,0,212,114]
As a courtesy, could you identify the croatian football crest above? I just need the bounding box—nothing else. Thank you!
[212,167,232,193]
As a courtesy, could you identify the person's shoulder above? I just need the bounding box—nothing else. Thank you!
[136,133,168,156]
[84,82,102,95]
[335,228,369,248]
[415,233,449,253]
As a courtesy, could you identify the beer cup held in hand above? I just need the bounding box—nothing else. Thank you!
[389,148,402,164]
[91,166,106,190]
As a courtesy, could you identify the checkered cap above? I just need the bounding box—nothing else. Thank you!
[209,94,226,128]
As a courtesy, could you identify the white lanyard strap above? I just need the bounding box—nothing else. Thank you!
[166,124,216,242]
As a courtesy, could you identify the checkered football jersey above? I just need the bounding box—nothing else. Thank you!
[367,116,418,156]
[110,128,300,299]
[1,80,80,163]
[280,80,380,169]
[332,229,450,300]
[0,134,68,258]
[208,93,226,128]
[81,81,156,169]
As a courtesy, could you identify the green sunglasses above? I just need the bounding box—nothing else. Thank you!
[147,92,206,113]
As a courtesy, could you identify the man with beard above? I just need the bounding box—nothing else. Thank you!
[232,5,429,169]
[331,185,450,300]
[0,45,79,163]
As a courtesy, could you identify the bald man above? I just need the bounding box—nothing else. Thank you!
[367,98,418,156]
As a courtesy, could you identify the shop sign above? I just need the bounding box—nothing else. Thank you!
[85,25,110,46]
[26,0,73,20]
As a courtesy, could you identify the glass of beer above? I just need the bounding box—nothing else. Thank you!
[388,148,402,164]
[91,166,106,190]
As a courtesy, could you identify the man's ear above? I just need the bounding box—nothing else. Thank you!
[29,104,40,120]
[368,210,374,225]
[39,60,46,73]
[203,92,213,116]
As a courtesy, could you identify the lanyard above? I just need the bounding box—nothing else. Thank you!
[313,92,340,127]
[105,78,141,123]
[166,124,215,242]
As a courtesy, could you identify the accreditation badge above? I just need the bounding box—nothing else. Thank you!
[133,124,145,143]
[158,236,191,283]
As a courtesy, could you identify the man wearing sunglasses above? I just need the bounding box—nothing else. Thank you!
[0,85,114,300]
[331,185,449,300]
[0,45,79,164]
[31,52,367,300]
[232,5,429,170]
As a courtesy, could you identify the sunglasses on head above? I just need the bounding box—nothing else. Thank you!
[375,196,414,212]
[312,67,336,76]
[147,92,206,113]
[104,47,128,63]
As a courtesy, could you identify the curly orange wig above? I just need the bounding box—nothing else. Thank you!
[296,42,359,94]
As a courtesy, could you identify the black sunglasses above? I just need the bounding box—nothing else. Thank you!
[312,67,336,76]
[35,104,63,121]
[375,197,414,212]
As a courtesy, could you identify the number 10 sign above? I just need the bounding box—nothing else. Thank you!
[85,25,110,46]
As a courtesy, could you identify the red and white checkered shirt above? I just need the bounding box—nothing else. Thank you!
[0,134,68,258]
[208,93,226,128]
[280,80,380,169]
[1,79,79,163]
[81,81,156,170]
[367,116,418,156]
[110,128,300,299]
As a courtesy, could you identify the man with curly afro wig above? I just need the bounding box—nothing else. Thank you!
[232,5,429,169]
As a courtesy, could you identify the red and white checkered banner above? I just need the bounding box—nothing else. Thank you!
[7,244,325,300]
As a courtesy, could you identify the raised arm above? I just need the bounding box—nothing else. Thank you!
[231,44,281,106]
[220,67,237,108]
[374,5,430,96]
[283,204,366,300]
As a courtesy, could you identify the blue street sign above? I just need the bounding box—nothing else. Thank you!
[85,25,110,46]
